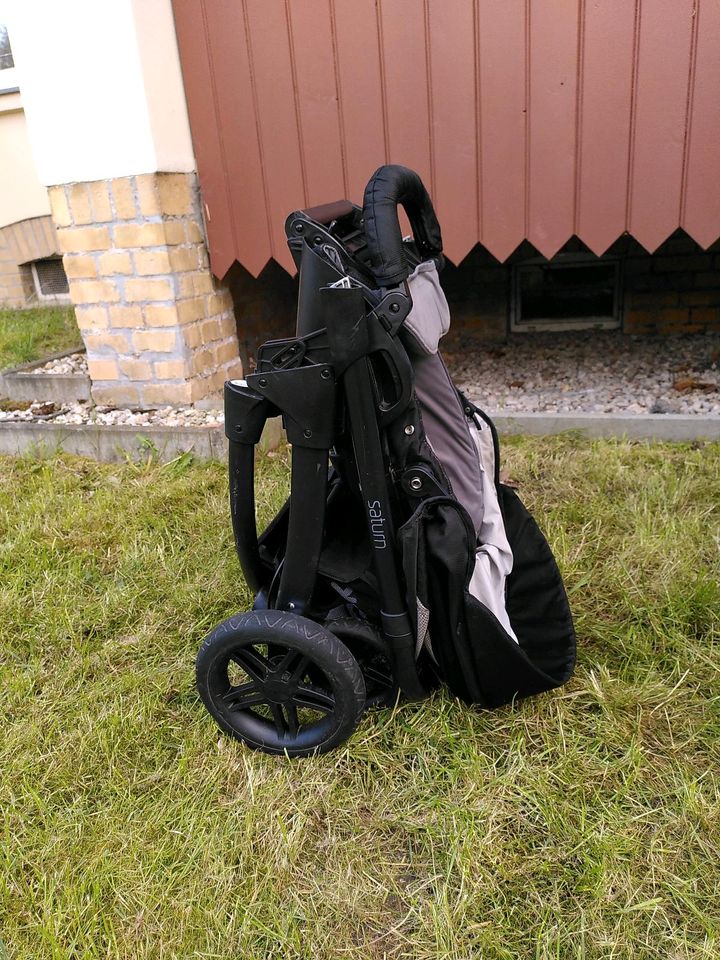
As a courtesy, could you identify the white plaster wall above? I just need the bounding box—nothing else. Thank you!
[6,0,195,186]
[131,0,195,174]
[0,92,50,227]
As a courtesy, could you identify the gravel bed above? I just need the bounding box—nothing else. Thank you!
[26,352,88,376]
[445,331,720,415]
[0,401,223,427]
[1,333,719,426]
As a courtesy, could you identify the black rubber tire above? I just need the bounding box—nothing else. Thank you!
[196,610,366,757]
[325,618,398,709]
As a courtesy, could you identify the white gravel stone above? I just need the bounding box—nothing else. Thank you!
[445,331,720,415]
[0,400,224,427]
[2,332,719,425]
[27,352,88,376]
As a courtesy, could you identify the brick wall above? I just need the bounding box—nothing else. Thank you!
[225,258,297,371]
[616,232,720,335]
[48,171,243,407]
[0,215,61,307]
[445,231,720,342]
[442,245,509,342]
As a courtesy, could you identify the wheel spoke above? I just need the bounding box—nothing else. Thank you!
[290,655,310,682]
[294,684,335,714]
[274,649,310,682]
[222,681,266,710]
[230,645,270,682]
[285,703,299,737]
[269,702,287,736]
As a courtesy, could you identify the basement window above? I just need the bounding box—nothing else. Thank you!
[31,257,70,301]
[511,257,619,332]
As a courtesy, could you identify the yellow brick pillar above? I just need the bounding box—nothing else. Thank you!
[48,171,242,408]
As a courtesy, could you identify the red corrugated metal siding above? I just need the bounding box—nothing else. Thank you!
[172,0,720,279]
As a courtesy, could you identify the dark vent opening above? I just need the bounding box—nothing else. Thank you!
[32,258,70,299]
[512,258,619,332]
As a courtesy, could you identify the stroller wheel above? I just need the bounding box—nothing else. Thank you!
[196,610,366,756]
[325,618,398,709]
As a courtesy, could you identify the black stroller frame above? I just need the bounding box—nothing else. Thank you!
[196,165,576,756]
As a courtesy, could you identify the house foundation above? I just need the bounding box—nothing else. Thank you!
[443,232,720,341]
[227,230,720,361]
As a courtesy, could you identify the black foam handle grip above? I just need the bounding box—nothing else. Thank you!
[362,164,443,286]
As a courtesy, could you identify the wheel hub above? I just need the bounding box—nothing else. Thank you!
[262,670,297,703]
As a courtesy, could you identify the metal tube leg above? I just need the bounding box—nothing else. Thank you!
[276,445,328,615]
[343,357,425,699]
[228,439,265,593]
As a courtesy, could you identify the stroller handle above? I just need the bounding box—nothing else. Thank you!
[362,164,443,286]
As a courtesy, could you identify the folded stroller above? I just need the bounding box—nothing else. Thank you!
[196,165,576,756]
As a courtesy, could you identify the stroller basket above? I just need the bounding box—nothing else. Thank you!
[196,165,576,756]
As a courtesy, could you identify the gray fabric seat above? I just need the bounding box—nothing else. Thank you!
[406,261,518,642]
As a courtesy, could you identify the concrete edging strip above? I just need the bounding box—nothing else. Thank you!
[0,417,285,462]
[0,346,84,376]
[489,411,720,441]
[0,347,91,403]
[0,421,226,462]
[1,374,92,404]
[0,412,718,463]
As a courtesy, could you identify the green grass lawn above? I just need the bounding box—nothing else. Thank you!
[0,306,82,371]
[1,437,718,959]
